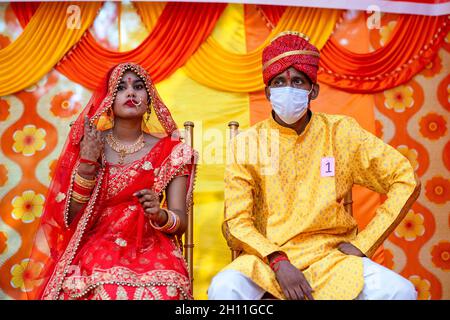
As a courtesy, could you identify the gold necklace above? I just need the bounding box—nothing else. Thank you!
[106,132,145,165]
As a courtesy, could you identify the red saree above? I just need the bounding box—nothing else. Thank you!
[60,137,193,300]
[26,63,196,300]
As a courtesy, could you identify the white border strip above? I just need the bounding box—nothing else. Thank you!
[170,0,450,16]
[6,0,450,16]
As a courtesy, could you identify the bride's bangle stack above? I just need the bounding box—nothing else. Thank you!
[72,171,96,204]
[150,209,180,234]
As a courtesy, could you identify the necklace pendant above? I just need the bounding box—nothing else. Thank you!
[105,132,145,165]
[119,150,126,165]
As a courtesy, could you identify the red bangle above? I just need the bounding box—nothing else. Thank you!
[73,182,93,197]
[269,254,289,271]
[80,158,100,167]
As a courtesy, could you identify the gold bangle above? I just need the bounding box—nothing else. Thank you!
[166,211,180,234]
[72,192,90,201]
[75,172,96,189]
[72,191,90,203]
[75,172,96,186]
[149,208,173,231]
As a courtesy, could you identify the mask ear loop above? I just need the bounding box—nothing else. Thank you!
[307,84,315,102]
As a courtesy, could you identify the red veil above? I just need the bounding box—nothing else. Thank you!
[26,62,195,299]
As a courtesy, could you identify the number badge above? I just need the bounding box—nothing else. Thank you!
[321,157,335,177]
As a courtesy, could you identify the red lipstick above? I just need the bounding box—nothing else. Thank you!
[125,99,137,107]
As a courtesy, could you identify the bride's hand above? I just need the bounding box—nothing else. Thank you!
[134,189,168,226]
[80,115,104,162]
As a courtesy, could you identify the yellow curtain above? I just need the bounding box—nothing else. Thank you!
[0,2,101,96]
[184,7,342,92]
[156,4,250,298]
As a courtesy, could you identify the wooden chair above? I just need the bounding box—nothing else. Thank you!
[182,121,195,285]
[227,121,354,261]
[227,121,242,261]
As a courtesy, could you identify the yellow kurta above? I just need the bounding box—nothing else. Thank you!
[222,112,418,300]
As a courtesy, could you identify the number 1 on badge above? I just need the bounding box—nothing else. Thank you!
[321,157,335,177]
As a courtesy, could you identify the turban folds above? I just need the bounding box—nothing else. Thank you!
[262,31,320,85]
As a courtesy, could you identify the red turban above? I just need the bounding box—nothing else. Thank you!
[262,31,320,85]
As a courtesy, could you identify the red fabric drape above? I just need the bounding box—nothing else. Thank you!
[319,15,449,92]
[257,5,286,29]
[11,2,226,89]
[12,3,448,94]
[258,6,449,93]
[10,1,40,27]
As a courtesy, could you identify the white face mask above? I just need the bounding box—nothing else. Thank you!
[269,86,312,124]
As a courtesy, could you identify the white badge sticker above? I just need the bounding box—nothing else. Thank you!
[321,157,335,177]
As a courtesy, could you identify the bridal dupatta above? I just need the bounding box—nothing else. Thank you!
[26,63,196,300]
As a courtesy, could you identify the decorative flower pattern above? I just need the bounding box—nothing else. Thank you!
[12,125,47,156]
[425,176,450,204]
[10,259,43,292]
[395,210,425,241]
[409,275,431,300]
[11,190,45,223]
[431,241,450,271]
[420,54,442,78]
[384,85,414,112]
[419,113,447,140]
[50,91,82,118]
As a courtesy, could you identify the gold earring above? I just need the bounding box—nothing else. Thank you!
[146,105,151,122]
[107,108,114,126]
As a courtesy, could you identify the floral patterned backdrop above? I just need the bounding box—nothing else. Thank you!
[361,13,449,299]
[0,3,448,299]
[374,49,450,299]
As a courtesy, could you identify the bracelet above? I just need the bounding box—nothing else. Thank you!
[269,253,289,272]
[73,181,93,197]
[166,211,181,234]
[80,158,100,167]
[73,184,92,196]
[150,208,172,231]
[72,190,90,203]
[75,172,96,189]
[150,209,180,234]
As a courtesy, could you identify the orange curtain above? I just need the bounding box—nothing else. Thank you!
[184,7,341,92]
[0,2,102,96]
[318,15,449,92]
[59,3,225,89]
[11,3,446,94]
[257,4,286,29]
[12,2,226,90]
[255,8,449,93]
